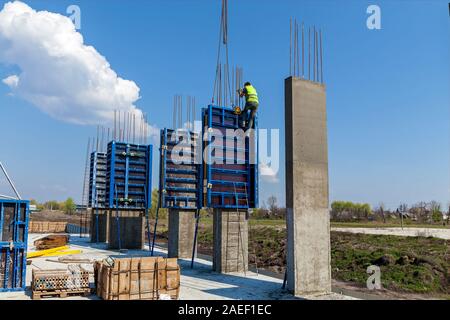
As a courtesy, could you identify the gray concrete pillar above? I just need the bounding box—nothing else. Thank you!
[90,209,109,243]
[285,77,331,295]
[213,209,248,273]
[168,209,197,259]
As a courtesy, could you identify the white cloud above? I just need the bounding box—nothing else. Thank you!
[260,163,279,183]
[0,1,157,138]
[2,74,18,88]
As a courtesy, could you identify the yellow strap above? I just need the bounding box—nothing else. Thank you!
[41,249,83,257]
[27,245,70,258]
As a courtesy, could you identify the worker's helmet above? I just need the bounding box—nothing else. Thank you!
[234,106,242,115]
[244,82,251,87]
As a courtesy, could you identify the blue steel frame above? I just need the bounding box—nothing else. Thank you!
[0,199,29,292]
[89,151,107,208]
[202,105,259,209]
[159,128,203,209]
[106,141,153,210]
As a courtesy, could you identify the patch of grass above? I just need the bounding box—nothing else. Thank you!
[330,232,449,295]
[249,219,285,227]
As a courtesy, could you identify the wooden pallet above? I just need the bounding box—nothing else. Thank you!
[32,288,92,300]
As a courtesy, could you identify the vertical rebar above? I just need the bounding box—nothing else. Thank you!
[80,137,91,238]
[290,18,292,76]
[313,26,316,82]
[320,29,324,84]
[118,111,121,141]
[296,21,299,77]
[316,29,319,83]
[114,110,117,140]
[308,27,311,81]
[133,113,136,143]
[302,22,304,78]
[293,18,296,77]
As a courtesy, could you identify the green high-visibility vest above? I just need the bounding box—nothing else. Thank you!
[245,85,259,104]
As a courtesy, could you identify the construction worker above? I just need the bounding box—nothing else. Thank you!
[238,82,259,130]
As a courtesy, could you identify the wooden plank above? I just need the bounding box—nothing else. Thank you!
[34,235,69,250]
[32,288,91,300]
[118,258,131,300]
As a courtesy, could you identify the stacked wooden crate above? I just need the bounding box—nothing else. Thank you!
[29,221,67,233]
[31,266,91,299]
[94,256,180,300]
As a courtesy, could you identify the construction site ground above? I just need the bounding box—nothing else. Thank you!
[0,233,355,301]
[19,213,449,300]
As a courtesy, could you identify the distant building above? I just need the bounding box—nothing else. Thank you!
[29,204,38,212]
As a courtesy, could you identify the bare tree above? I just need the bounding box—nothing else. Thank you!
[267,195,278,217]
[375,202,386,223]
[399,203,408,213]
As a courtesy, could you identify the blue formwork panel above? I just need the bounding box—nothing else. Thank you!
[0,199,29,292]
[89,151,107,208]
[202,105,259,209]
[106,141,153,210]
[159,128,202,209]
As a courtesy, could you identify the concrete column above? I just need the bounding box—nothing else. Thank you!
[213,209,248,273]
[90,209,109,243]
[108,210,145,250]
[168,209,197,259]
[285,77,331,295]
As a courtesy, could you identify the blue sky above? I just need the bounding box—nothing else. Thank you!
[0,0,448,210]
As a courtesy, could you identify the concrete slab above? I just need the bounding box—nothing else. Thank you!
[0,234,355,300]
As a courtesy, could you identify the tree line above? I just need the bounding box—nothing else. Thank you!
[253,195,449,224]
[30,198,77,214]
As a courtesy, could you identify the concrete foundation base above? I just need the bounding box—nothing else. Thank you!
[168,209,197,259]
[90,209,109,243]
[213,209,248,273]
[108,210,145,250]
[285,77,331,296]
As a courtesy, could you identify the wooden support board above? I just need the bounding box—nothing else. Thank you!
[32,288,91,300]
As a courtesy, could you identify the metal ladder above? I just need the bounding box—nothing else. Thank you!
[243,183,258,275]
[150,198,160,256]
[190,209,200,268]
[143,185,153,253]
[232,182,247,276]
[114,184,122,250]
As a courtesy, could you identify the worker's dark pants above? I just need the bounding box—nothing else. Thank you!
[242,102,258,130]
